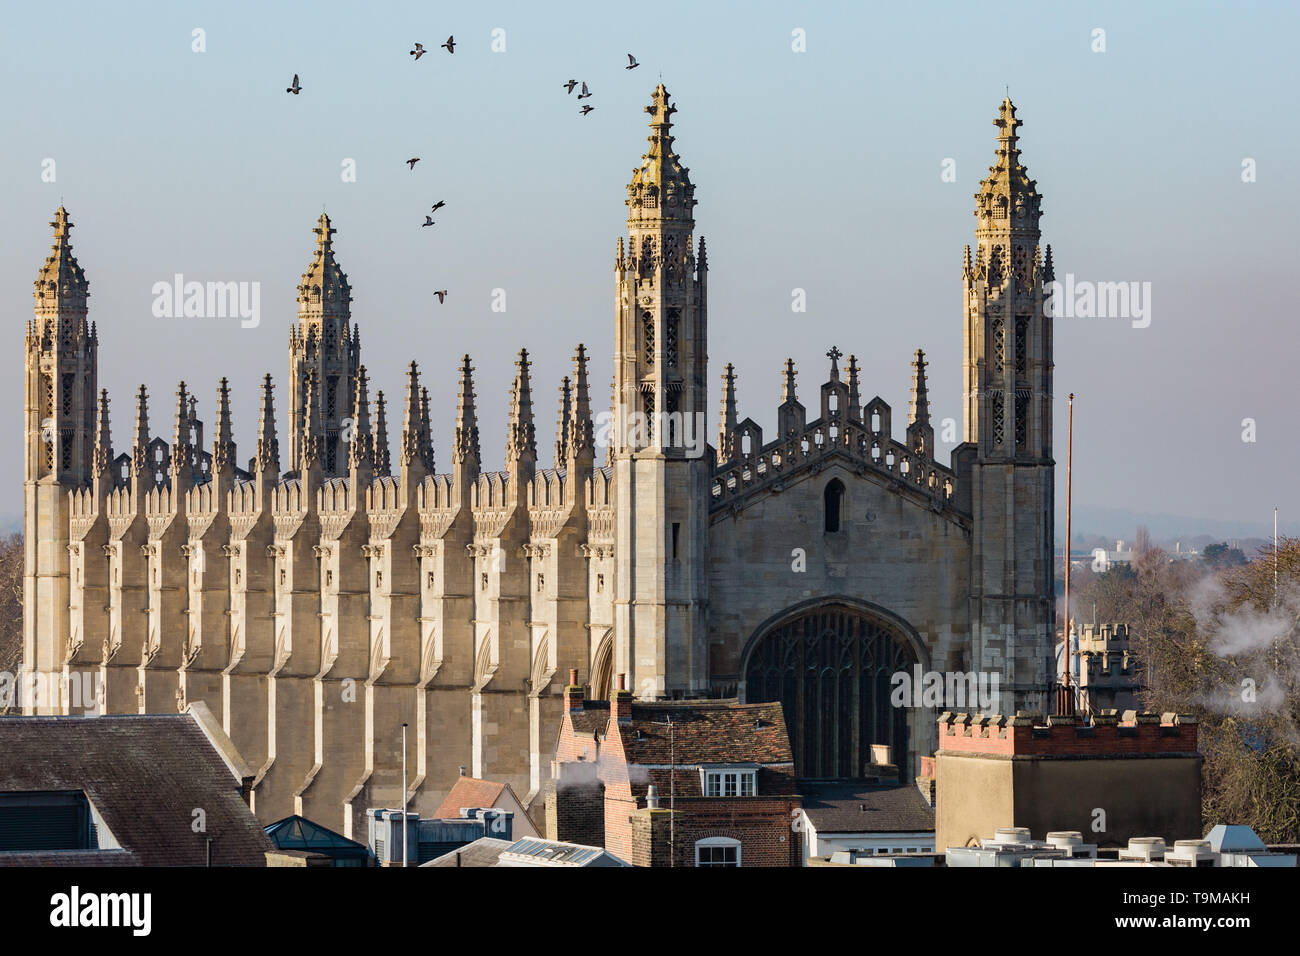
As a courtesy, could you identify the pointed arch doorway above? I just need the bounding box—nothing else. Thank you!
[741,598,923,779]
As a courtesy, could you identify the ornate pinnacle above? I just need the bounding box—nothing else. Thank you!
[556,375,572,466]
[567,343,595,460]
[719,363,738,460]
[847,355,862,420]
[131,385,150,477]
[454,355,481,468]
[300,369,323,471]
[400,361,423,468]
[374,390,392,476]
[506,348,537,464]
[256,373,279,475]
[213,377,235,473]
[93,389,112,476]
[297,213,352,316]
[349,366,374,472]
[34,206,89,309]
[419,386,434,472]
[781,358,798,404]
[909,349,931,426]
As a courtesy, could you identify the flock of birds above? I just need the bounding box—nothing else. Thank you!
[566,53,639,116]
[285,43,641,306]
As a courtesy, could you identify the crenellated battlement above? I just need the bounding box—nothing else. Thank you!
[938,709,1198,755]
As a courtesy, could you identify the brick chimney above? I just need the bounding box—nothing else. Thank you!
[565,668,584,712]
[612,673,633,724]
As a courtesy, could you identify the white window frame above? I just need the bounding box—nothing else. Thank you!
[695,837,742,868]
[700,766,757,798]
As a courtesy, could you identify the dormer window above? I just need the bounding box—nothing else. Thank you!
[702,767,756,797]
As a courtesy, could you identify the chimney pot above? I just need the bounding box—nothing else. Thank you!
[569,668,579,686]
[617,673,626,691]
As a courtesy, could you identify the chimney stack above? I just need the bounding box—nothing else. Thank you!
[612,673,633,723]
[565,669,585,712]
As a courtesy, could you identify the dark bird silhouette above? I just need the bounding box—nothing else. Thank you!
[431,200,446,212]
[578,81,591,99]
[441,35,455,53]
[286,74,302,95]
[410,43,426,60]
[434,290,448,304]
[626,54,639,70]
[407,158,421,169]
[580,105,595,116]
[563,79,578,94]
[422,216,436,228]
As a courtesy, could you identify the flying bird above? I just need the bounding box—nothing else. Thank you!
[406,158,421,169]
[422,216,436,228]
[626,54,639,70]
[286,74,302,95]
[563,79,578,94]
[580,105,595,116]
[410,43,426,60]
[577,81,591,99]
[431,200,446,212]
[434,290,448,304]
[441,35,455,53]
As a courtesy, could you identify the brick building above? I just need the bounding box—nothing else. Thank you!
[547,672,801,866]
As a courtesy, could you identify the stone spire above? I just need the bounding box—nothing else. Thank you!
[419,386,434,472]
[718,363,738,463]
[255,373,279,477]
[781,359,798,404]
[506,349,537,466]
[453,355,481,471]
[213,377,236,475]
[172,382,194,485]
[846,354,862,422]
[909,349,931,427]
[296,213,352,318]
[555,375,572,466]
[33,207,89,315]
[566,343,595,465]
[777,358,805,438]
[399,361,425,474]
[349,366,374,474]
[974,97,1042,244]
[626,84,697,226]
[374,390,392,476]
[92,389,112,477]
[132,385,151,478]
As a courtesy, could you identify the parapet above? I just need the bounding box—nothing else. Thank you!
[936,709,1198,756]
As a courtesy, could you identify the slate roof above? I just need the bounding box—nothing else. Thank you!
[0,713,273,866]
[433,777,510,819]
[569,700,610,737]
[799,781,935,834]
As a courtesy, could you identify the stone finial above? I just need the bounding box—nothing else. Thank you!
[909,349,931,426]
[846,355,862,421]
[973,97,1041,230]
[419,386,434,472]
[697,235,708,270]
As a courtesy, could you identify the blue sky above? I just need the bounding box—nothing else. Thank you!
[3,0,1297,529]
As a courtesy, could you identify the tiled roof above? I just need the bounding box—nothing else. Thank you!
[0,714,272,866]
[569,700,609,737]
[433,777,509,819]
[617,700,792,766]
[799,782,935,834]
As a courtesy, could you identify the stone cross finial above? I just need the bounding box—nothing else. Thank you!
[826,346,842,381]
